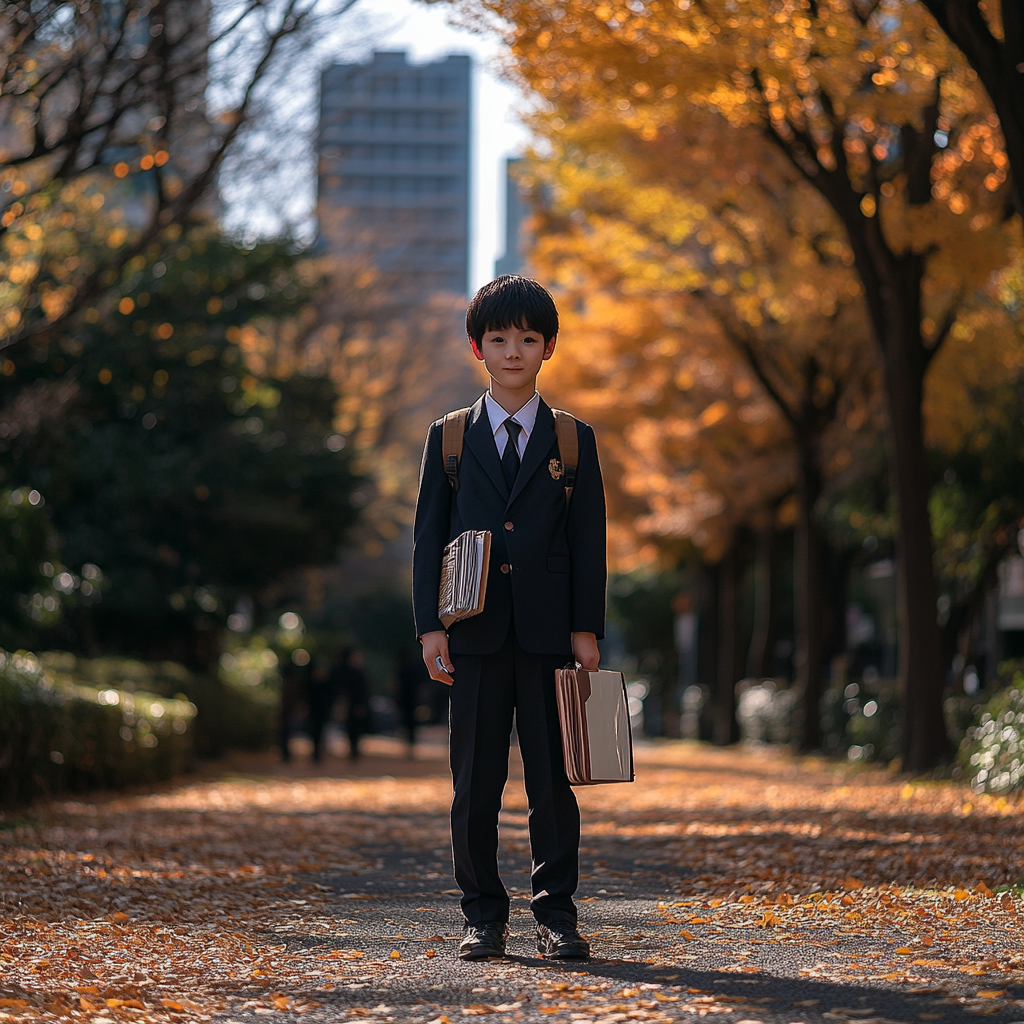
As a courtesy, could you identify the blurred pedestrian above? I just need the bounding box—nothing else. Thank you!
[331,647,369,761]
[306,656,337,763]
[278,659,307,763]
[396,649,429,758]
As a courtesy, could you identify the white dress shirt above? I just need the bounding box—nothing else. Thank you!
[484,390,540,460]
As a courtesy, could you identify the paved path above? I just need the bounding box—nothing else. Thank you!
[1,740,1023,1023]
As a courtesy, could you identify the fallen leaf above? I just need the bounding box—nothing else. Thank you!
[679,929,697,940]
[975,991,1004,999]
[161,998,185,1011]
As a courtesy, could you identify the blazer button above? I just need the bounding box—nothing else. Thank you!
[500,563,511,574]
[504,521,514,531]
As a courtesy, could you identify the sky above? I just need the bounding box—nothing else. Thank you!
[346,0,529,290]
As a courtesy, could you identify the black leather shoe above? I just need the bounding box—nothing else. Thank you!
[459,921,509,961]
[536,921,590,959]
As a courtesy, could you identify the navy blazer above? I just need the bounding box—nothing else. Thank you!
[412,394,607,657]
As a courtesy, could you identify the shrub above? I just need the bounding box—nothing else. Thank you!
[39,648,279,756]
[736,680,798,744]
[0,649,196,807]
[957,669,1024,795]
[820,673,902,763]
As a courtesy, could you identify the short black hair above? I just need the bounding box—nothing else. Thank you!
[465,275,559,344]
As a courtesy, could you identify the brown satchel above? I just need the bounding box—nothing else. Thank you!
[441,405,579,507]
[555,665,635,785]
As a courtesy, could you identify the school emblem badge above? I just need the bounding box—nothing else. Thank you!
[548,459,564,480]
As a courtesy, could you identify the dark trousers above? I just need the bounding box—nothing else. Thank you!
[309,703,332,762]
[450,626,580,927]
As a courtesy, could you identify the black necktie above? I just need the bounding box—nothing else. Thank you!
[501,419,522,491]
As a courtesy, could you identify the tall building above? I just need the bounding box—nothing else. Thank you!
[317,51,472,297]
[495,156,528,277]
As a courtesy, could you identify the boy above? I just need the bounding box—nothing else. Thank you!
[412,275,607,961]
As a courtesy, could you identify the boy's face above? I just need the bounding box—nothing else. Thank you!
[470,324,556,395]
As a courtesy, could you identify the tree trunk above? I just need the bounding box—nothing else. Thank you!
[714,545,742,745]
[775,110,951,770]
[746,525,773,679]
[794,440,826,750]
[920,0,1024,221]
[878,275,950,770]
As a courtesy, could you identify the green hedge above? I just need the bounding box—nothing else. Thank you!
[957,668,1024,795]
[0,649,196,806]
[38,648,279,757]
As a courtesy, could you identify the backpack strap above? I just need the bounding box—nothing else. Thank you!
[441,408,470,492]
[552,409,579,509]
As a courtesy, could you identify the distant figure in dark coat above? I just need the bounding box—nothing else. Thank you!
[306,657,337,763]
[396,650,429,757]
[332,647,369,760]
[278,660,308,763]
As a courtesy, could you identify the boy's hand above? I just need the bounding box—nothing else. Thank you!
[421,631,454,685]
[571,631,600,671]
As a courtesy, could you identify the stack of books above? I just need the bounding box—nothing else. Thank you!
[438,529,492,629]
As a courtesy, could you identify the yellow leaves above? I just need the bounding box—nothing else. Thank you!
[160,998,185,1011]
[0,1000,28,1010]
[678,929,697,939]
[7,261,36,285]
[896,946,914,954]
[953,888,971,901]
[758,910,781,927]
[699,400,729,427]
[841,877,864,890]
[389,949,401,959]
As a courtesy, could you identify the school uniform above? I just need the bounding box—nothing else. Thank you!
[412,391,606,927]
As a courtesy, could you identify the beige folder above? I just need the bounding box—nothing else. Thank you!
[555,666,635,785]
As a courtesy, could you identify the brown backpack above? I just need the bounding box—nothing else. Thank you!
[441,406,578,507]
